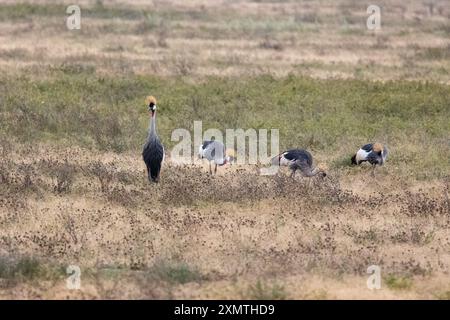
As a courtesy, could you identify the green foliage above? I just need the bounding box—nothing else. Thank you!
[0,255,63,281]
[246,280,287,300]
[150,260,204,284]
[0,72,449,177]
[385,275,413,290]
[0,3,65,21]
[435,291,450,300]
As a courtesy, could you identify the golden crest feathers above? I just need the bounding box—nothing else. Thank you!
[145,96,157,105]
[373,142,383,153]
[226,149,236,157]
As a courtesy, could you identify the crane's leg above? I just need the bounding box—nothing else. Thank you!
[371,164,376,177]
[290,169,296,178]
[209,163,212,175]
[214,164,217,174]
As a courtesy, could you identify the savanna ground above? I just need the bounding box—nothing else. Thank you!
[0,0,449,299]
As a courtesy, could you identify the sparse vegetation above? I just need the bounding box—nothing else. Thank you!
[435,291,450,300]
[385,275,413,290]
[246,280,287,300]
[150,260,205,284]
[0,255,62,283]
[0,73,448,182]
[0,0,449,299]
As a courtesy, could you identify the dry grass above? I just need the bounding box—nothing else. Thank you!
[0,144,449,299]
[0,0,449,82]
[0,0,449,299]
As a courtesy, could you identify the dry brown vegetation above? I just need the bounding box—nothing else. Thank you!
[0,0,449,81]
[0,0,449,299]
[0,144,449,299]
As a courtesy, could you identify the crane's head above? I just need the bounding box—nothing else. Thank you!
[373,142,383,154]
[145,96,157,116]
[316,163,327,178]
[225,149,236,165]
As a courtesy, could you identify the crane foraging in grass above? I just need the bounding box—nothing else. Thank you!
[351,142,388,176]
[142,96,164,183]
[198,140,234,175]
[272,149,327,178]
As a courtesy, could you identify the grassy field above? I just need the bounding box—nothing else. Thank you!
[0,0,449,299]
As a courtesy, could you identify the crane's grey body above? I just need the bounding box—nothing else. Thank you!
[143,99,164,183]
[272,149,326,177]
[198,140,228,174]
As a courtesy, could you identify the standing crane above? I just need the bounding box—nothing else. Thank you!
[142,96,164,183]
[272,149,326,178]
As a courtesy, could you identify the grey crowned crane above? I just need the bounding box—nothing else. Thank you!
[142,96,164,183]
[351,142,388,176]
[272,149,327,178]
[198,140,234,174]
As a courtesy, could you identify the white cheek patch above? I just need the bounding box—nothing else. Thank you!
[279,156,293,166]
[356,149,369,162]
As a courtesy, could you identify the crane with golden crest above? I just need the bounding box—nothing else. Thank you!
[351,142,388,176]
[142,96,164,183]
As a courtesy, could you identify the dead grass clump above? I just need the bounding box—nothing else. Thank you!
[106,186,137,207]
[402,191,447,217]
[51,161,75,194]
[157,165,357,207]
[17,163,35,190]
[157,20,170,48]
[294,11,320,24]
[390,227,434,245]
[0,160,12,185]
[371,35,390,49]
[172,56,194,76]
[259,36,284,51]
[39,159,77,193]
[0,48,29,60]
[85,161,117,192]
[157,167,199,205]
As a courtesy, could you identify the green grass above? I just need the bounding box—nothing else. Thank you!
[0,3,144,21]
[149,260,204,284]
[246,280,287,299]
[435,290,450,300]
[385,275,413,290]
[0,3,65,21]
[0,255,63,282]
[0,70,449,178]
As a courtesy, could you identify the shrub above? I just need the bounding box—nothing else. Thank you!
[149,260,204,284]
[86,161,116,192]
[246,280,287,300]
[385,275,413,290]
